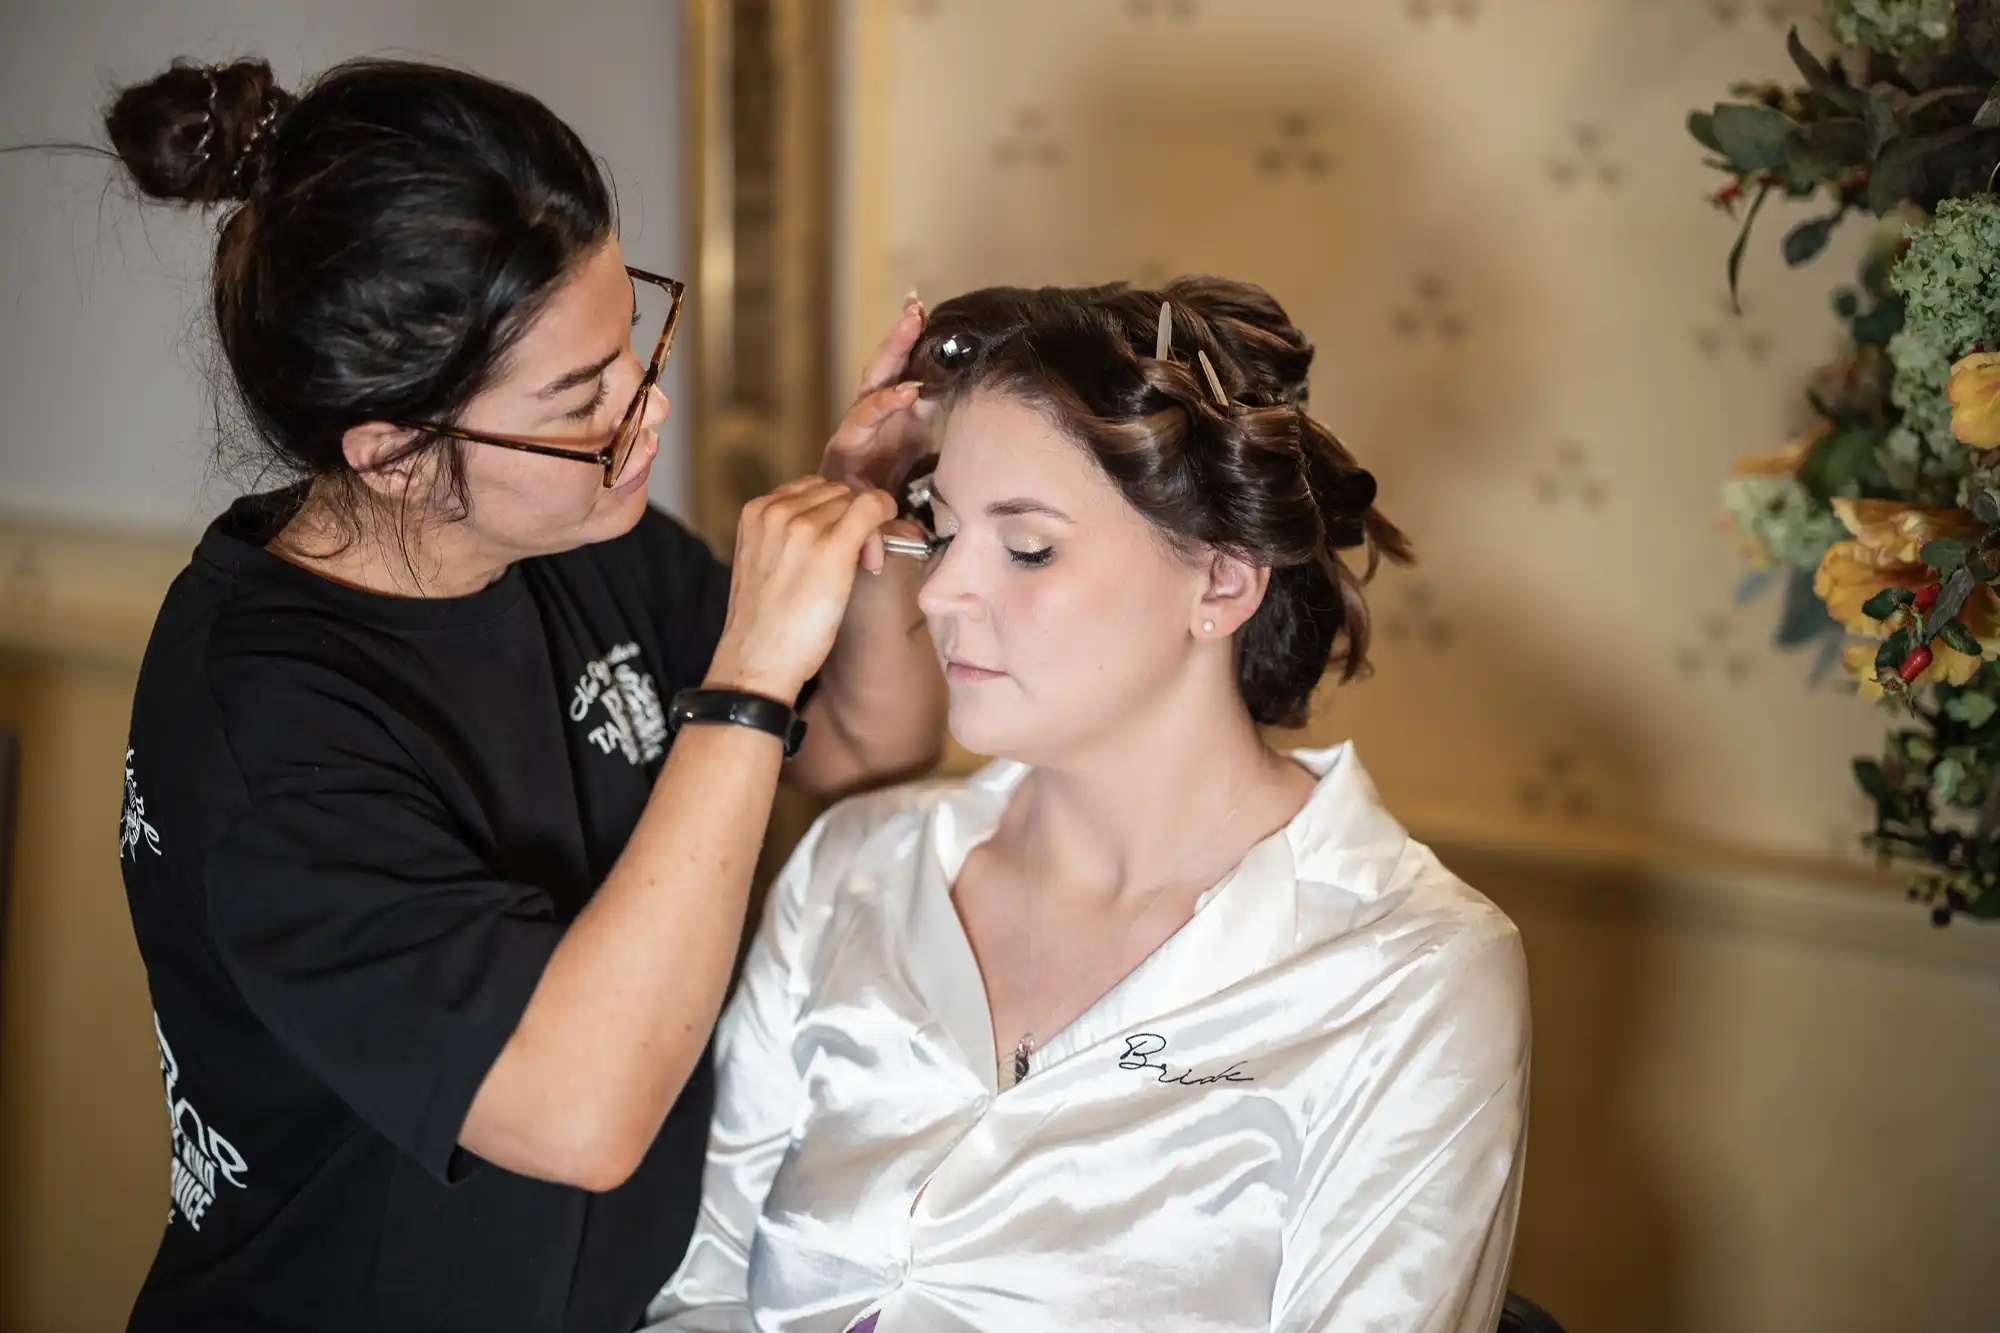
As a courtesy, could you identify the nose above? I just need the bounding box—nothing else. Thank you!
[914,537,981,623]
[639,379,670,432]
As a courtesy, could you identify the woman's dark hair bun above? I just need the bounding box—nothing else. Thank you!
[104,57,294,206]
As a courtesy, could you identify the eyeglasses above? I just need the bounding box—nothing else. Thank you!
[399,266,685,488]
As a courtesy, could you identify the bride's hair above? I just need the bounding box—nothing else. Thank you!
[905,276,1412,729]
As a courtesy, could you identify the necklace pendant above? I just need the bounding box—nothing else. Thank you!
[1010,1033,1036,1087]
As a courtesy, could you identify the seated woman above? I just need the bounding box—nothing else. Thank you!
[646,277,1530,1333]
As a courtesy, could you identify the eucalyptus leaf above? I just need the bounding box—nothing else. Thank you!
[1783,213,1841,265]
[1865,93,1902,154]
[1687,110,1722,153]
[1851,295,1905,345]
[1834,289,1860,317]
[1927,567,1981,638]
[1922,537,1974,571]
[1975,490,2000,524]
[1802,118,1870,164]
[1978,83,2000,129]
[1854,757,1892,800]
[1712,102,1798,172]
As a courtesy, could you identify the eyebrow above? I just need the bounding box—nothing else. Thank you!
[930,480,1073,523]
[536,348,622,400]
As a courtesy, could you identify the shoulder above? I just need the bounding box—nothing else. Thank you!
[787,766,984,890]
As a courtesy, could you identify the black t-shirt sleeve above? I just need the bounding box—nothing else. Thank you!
[633,505,819,711]
[202,653,562,1184]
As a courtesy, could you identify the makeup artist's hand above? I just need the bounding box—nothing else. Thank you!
[706,478,900,702]
[820,291,937,492]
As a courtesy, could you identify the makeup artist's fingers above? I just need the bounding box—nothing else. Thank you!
[709,482,900,698]
[857,292,925,395]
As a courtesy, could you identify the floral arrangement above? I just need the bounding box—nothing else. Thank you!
[1694,0,2000,922]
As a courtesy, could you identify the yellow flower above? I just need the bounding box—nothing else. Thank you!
[1948,351,2000,448]
[1814,499,2000,698]
[1732,426,1823,477]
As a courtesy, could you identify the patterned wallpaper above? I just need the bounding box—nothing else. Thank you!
[837,0,1894,868]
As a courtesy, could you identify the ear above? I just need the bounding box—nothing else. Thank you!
[1194,549,1269,640]
[339,421,427,500]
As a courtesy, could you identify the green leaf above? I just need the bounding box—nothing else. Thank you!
[1862,587,1909,620]
[1946,688,2000,727]
[1786,27,1867,114]
[1726,182,1773,313]
[1927,567,1981,638]
[1801,118,1870,165]
[1834,289,1860,317]
[1921,538,1973,570]
[1975,490,2000,524]
[1865,93,1901,155]
[1782,213,1842,265]
[1939,618,1986,655]
[1798,425,1890,499]
[1687,110,1722,153]
[1868,126,2000,215]
[1851,296,1905,345]
[1878,627,1915,671]
[1854,757,1892,800]
[1978,83,2000,129]
[1959,0,2000,76]
[1711,102,1798,172]
[1934,755,1968,805]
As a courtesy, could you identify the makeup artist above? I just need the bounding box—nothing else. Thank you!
[102,56,942,1333]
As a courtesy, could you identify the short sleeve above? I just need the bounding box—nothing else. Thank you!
[203,656,563,1183]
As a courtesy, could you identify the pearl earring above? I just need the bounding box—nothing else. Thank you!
[1201,619,1215,634]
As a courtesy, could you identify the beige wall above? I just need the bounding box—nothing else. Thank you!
[0,525,186,1332]
[834,2,2000,1330]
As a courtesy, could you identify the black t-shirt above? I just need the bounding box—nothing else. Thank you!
[119,487,743,1333]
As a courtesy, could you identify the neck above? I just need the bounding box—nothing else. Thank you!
[1005,683,1308,908]
[269,489,510,599]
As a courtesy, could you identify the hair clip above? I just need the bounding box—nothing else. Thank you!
[904,475,933,510]
[193,65,222,169]
[938,333,972,360]
[1196,349,1230,409]
[1155,301,1174,361]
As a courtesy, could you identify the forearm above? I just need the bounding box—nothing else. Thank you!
[463,720,784,1189]
[794,559,944,793]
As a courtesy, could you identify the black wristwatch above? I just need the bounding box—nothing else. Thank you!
[666,688,808,759]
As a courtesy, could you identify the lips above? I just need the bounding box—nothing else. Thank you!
[944,657,1005,682]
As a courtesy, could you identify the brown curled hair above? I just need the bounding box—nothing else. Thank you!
[904,276,1412,729]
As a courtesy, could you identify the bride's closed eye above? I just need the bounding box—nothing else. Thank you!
[928,530,1055,568]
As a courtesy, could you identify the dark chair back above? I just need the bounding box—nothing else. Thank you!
[1499,1291,1566,1333]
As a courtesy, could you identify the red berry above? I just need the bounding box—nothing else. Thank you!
[1916,583,1942,610]
[1900,645,1934,682]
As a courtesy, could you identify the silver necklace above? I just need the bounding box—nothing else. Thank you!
[1003,791,1249,1089]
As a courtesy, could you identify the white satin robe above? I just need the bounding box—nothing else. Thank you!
[645,743,1530,1333]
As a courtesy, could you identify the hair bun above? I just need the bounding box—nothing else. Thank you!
[104,58,293,207]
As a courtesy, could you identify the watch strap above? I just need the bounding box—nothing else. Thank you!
[666,688,808,759]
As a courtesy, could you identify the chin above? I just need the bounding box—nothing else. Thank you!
[946,698,1065,768]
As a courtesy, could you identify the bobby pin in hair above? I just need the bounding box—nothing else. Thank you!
[1196,349,1230,408]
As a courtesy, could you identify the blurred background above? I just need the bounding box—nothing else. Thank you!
[2,2,1997,1330]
